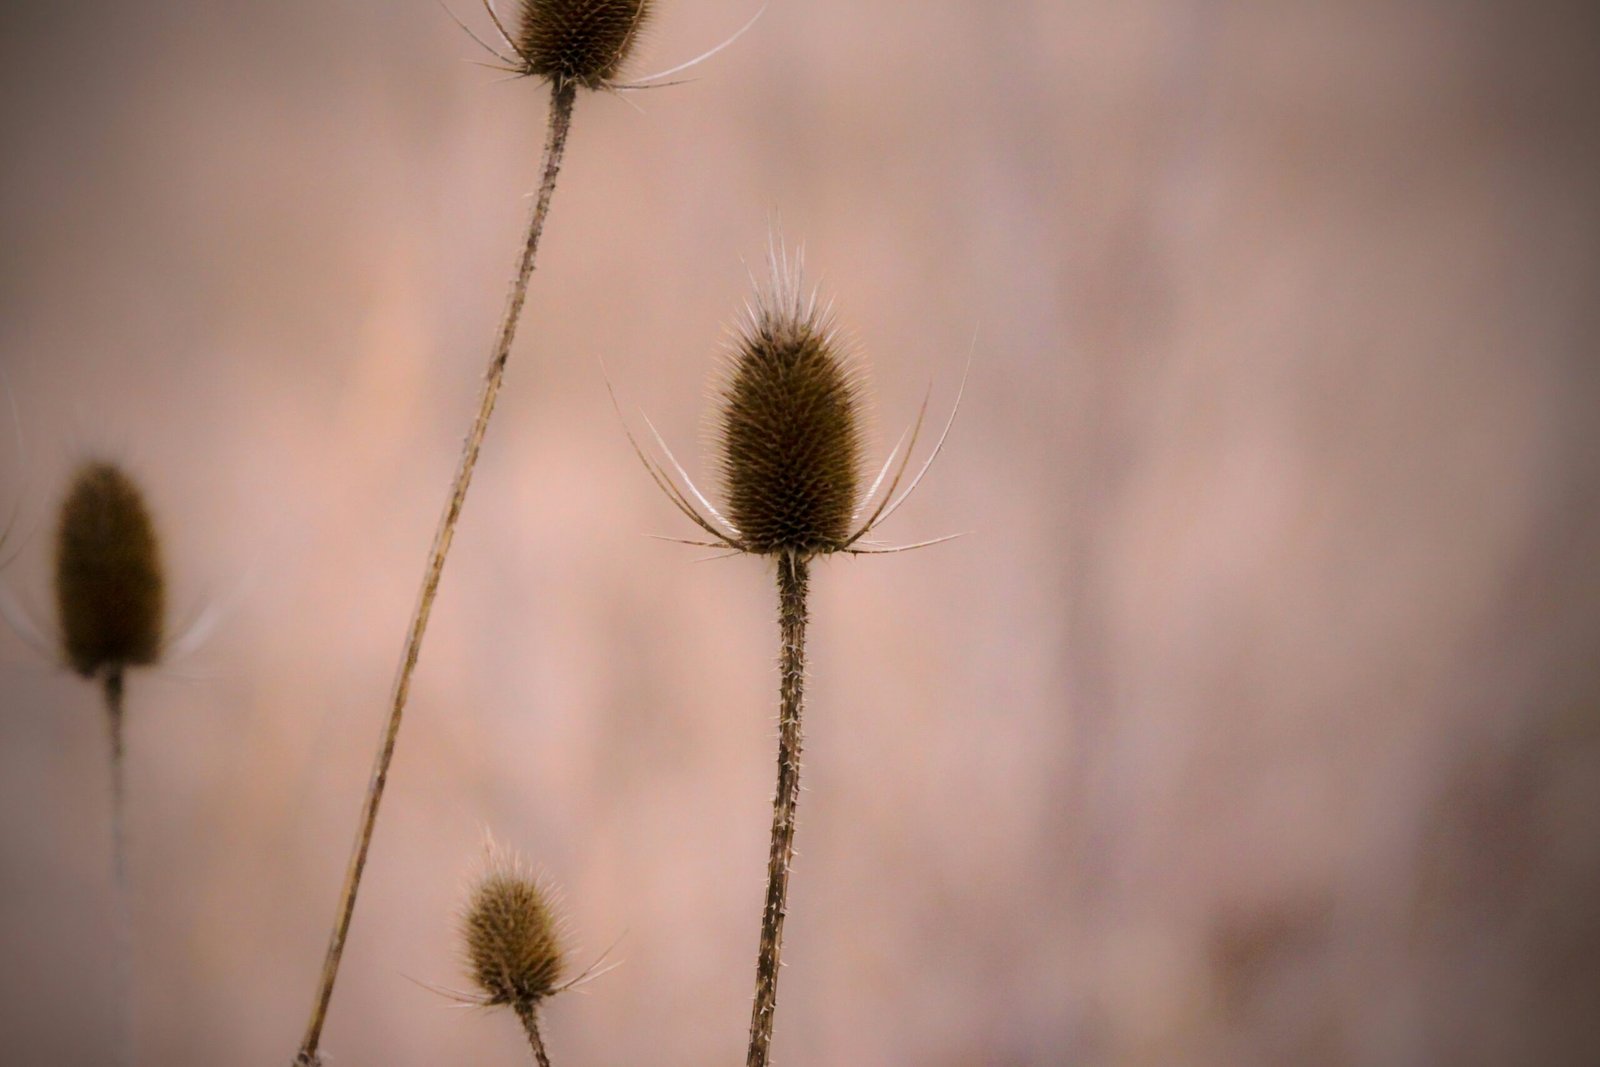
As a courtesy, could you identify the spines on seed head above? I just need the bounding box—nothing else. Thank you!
[516,0,652,89]
[53,462,165,678]
[716,248,866,557]
[462,849,567,1008]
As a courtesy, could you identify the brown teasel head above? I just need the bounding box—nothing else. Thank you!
[515,0,652,89]
[716,251,867,557]
[53,462,165,678]
[462,851,567,1008]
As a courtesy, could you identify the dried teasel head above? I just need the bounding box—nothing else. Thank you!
[53,462,165,678]
[717,253,866,556]
[612,240,966,562]
[447,0,764,97]
[511,0,652,89]
[462,849,568,1008]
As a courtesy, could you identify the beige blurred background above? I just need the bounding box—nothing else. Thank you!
[2,1,1598,1064]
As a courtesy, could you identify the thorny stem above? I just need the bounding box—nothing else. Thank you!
[514,1000,554,1067]
[294,82,579,1067]
[104,667,134,1067]
[746,552,809,1067]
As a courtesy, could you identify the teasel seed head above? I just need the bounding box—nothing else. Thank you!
[53,462,165,678]
[613,239,963,561]
[515,0,652,90]
[462,850,568,1009]
[716,251,867,557]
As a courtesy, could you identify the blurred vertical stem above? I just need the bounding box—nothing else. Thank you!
[104,667,134,1067]
[294,81,578,1067]
[746,551,809,1067]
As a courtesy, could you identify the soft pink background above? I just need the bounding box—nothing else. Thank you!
[2,2,1598,1064]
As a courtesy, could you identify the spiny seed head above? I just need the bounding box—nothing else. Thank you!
[53,462,165,678]
[462,852,567,1008]
[515,0,652,89]
[716,249,866,557]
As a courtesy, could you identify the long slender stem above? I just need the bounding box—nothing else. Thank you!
[746,551,809,1067]
[294,82,579,1067]
[103,667,134,1067]
[514,1000,554,1067]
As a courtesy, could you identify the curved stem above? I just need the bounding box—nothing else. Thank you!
[746,552,809,1067]
[514,1000,554,1067]
[294,81,579,1067]
[104,668,134,1067]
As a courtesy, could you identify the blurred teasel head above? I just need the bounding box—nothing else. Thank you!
[53,462,165,678]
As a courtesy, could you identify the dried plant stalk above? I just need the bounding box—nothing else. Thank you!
[747,551,809,1067]
[294,82,577,1067]
[104,667,134,1067]
[515,1002,554,1067]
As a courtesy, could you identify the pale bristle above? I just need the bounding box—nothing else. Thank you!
[717,252,865,556]
[516,0,652,89]
[53,462,165,678]
[462,856,567,1007]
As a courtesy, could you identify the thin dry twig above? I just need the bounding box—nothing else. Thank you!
[293,82,579,1067]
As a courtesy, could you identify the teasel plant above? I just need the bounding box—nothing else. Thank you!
[53,462,167,1067]
[432,841,617,1067]
[0,454,227,1065]
[294,4,761,1063]
[611,241,964,1066]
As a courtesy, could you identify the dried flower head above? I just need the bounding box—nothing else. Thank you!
[510,0,652,89]
[53,462,165,678]
[462,852,567,1008]
[717,259,866,556]
[614,240,964,561]
[446,0,767,100]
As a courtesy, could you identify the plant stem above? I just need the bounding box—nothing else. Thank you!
[746,551,809,1067]
[294,81,579,1067]
[104,667,134,1067]
[514,1000,554,1067]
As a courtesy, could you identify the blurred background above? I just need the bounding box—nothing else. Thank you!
[2,1,1599,1064]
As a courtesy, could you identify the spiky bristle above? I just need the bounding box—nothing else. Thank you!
[53,462,165,678]
[516,0,652,89]
[717,251,865,556]
[462,855,567,1007]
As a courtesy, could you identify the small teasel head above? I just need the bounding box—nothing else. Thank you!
[462,848,568,1008]
[716,248,866,557]
[514,0,652,89]
[53,462,165,678]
